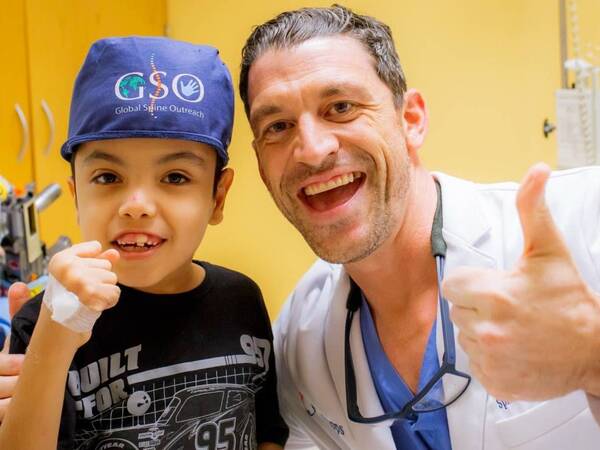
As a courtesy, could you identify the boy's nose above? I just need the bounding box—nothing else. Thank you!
[118,191,157,219]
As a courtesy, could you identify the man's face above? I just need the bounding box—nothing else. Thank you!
[72,138,232,292]
[247,35,416,263]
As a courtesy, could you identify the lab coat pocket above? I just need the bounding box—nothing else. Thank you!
[495,391,600,449]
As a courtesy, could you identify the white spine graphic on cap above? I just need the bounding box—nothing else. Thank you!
[43,275,101,333]
[149,70,168,99]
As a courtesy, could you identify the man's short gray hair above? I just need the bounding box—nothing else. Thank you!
[239,4,407,116]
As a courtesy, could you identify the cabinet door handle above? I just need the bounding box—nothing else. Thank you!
[15,103,30,161]
[41,99,55,156]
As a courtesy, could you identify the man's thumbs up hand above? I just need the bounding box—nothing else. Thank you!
[517,163,570,258]
[443,163,600,401]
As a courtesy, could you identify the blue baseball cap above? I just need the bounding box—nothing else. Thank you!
[61,36,234,165]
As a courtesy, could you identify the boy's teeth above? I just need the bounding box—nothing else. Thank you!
[304,172,362,196]
[115,233,161,247]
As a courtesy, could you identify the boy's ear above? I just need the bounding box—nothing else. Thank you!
[67,176,77,202]
[209,168,234,225]
[67,177,77,198]
[67,176,80,224]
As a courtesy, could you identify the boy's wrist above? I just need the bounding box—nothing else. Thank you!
[36,304,91,354]
[43,274,101,334]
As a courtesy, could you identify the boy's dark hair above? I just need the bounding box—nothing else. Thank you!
[239,4,407,117]
[70,154,225,195]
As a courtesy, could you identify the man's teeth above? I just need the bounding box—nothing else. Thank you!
[304,172,362,196]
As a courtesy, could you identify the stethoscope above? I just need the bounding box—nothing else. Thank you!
[344,181,471,424]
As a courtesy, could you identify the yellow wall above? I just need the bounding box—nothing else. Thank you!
[25,0,167,247]
[167,0,567,318]
[8,1,598,318]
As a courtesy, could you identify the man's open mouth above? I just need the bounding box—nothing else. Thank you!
[299,172,365,212]
[111,233,165,252]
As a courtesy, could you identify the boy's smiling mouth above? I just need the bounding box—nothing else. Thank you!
[111,232,166,254]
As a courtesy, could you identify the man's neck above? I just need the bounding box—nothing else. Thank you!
[344,168,439,392]
[344,168,438,318]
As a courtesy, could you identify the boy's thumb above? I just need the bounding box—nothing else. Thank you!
[99,248,120,266]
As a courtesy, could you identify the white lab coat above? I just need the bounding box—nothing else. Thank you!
[274,167,600,450]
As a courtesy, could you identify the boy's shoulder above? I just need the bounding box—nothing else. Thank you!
[200,260,262,294]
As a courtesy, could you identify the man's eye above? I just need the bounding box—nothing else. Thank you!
[329,102,353,115]
[92,173,119,184]
[266,121,292,134]
[162,172,189,184]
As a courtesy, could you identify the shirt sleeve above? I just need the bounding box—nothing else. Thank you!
[252,285,290,447]
[272,300,321,450]
[9,293,78,450]
[583,170,600,409]
[586,394,600,426]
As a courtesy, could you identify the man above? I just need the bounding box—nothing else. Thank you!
[2,4,600,448]
[238,5,600,449]
[0,283,29,422]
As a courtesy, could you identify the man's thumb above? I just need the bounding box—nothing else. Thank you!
[7,282,31,319]
[516,163,564,256]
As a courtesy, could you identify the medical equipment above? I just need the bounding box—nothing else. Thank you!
[344,182,471,424]
[555,0,600,167]
[0,175,70,295]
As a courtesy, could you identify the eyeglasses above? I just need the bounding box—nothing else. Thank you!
[344,181,471,424]
[344,255,471,424]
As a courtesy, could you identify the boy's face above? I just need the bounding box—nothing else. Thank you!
[70,138,233,293]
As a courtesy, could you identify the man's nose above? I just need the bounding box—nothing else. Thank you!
[118,189,157,219]
[294,115,339,167]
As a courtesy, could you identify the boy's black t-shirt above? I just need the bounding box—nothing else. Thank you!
[10,261,289,450]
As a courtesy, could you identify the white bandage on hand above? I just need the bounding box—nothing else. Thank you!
[42,275,101,333]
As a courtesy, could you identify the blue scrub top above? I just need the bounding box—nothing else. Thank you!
[360,295,452,450]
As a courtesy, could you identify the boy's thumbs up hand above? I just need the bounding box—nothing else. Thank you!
[442,163,600,401]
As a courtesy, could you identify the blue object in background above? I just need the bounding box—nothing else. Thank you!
[0,297,11,349]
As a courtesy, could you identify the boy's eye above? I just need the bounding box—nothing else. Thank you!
[162,172,190,184]
[92,173,119,184]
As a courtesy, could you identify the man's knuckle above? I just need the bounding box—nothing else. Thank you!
[479,328,504,349]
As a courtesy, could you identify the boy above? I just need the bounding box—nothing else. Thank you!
[0,37,288,450]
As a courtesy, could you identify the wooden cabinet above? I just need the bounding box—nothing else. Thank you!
[0,2,35,188]
[2,0,166,245]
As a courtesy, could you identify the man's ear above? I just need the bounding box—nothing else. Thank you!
[401,89,428,153]
[209,168,234,225]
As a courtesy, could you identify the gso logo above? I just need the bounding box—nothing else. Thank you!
[115,72,204,103]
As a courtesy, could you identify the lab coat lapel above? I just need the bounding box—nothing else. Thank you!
[324,267,396,449]
[435,172,497,450]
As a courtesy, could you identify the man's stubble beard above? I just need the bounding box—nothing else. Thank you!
[268,153,411,264]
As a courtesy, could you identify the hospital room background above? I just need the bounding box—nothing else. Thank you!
[1,0,599,327]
